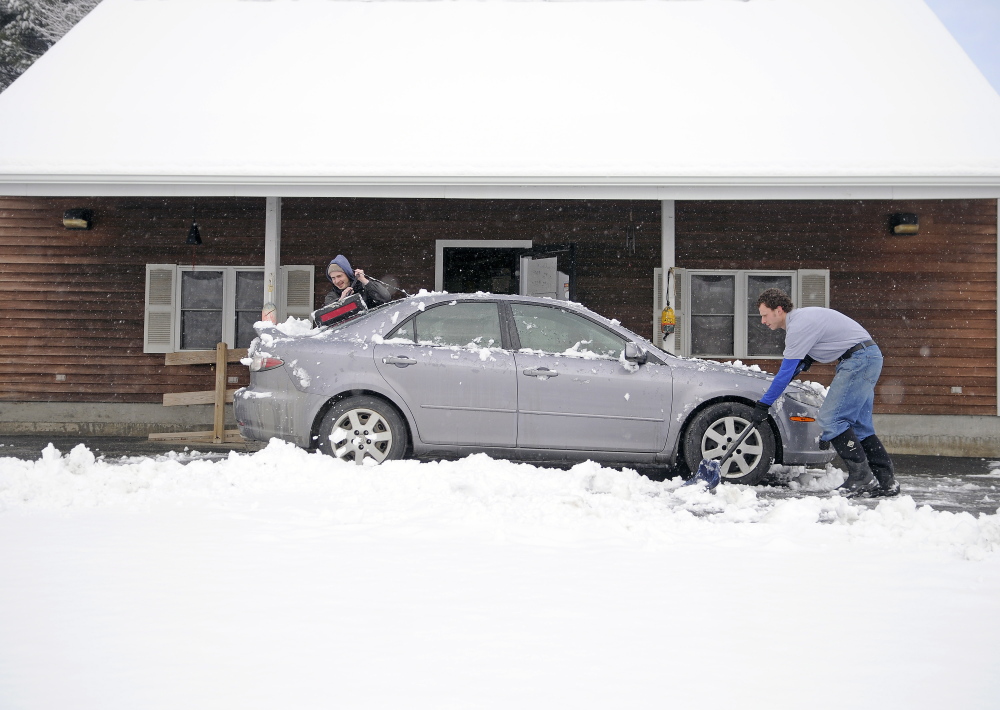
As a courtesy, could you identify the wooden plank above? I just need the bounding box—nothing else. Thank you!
[165,349,249,366]
[148,429,245,443]
[163,389,238,407]
[213,343,228,443]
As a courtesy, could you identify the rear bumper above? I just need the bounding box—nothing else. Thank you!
[234,384,323,448]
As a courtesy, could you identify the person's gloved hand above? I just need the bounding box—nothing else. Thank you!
[749,401,770,424]
[793,355,815,376]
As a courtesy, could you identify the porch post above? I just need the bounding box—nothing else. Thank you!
[264,197,281,319]
[661,199,676,352]
[996,197,999,416]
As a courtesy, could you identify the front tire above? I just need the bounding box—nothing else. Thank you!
[317,396,408,465]
[683,402,775,486]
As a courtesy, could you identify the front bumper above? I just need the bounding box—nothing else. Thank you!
[774,400,835,467]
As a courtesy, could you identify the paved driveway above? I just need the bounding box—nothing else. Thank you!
[1,436,997,516]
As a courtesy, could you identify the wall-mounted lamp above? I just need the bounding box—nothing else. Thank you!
[890,213,919,235]
[62,208,93,230]
[186,203,202,245]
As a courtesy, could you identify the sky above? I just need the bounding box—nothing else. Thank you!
[924,0,1000,95]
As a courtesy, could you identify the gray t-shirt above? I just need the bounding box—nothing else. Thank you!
[783,307,871,363]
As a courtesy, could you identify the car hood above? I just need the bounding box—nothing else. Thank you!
[668,355,817,396]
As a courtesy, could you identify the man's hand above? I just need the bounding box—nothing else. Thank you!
[749,401,770,424]
[794,355,815,376]
[353,268,369,285]
[341,286,354,298]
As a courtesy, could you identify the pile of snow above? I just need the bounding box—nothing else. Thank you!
[2,441,997,560]
[1,442,998,709]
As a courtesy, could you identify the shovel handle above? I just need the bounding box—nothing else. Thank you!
[717,420,760,467]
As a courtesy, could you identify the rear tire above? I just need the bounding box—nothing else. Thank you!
[683,402,775,486]
[317,395,408,465]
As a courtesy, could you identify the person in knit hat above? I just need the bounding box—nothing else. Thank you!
[324,254,391,307]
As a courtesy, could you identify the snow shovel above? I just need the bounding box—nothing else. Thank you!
[681,419,760,491]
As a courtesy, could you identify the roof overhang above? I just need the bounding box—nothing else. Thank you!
[2,174,999,200]
[2,0,1000,199]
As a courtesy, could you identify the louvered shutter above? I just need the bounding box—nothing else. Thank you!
[144,264,176,353]
[797,269,830,308]
[281,265,316,320]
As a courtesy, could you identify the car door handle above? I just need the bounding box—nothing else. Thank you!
[523,367,558,378]
[382,355,417,367]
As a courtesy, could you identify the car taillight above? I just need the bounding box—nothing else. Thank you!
[250,355,284,372]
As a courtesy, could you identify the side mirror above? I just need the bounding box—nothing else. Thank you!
[624,342,647,365]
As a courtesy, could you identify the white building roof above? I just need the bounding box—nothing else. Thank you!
[1,0,999,199]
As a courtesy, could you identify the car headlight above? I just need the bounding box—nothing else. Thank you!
[784,388,824,408]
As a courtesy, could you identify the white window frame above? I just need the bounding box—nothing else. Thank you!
[144,264,315,353]
[176,266,261,351]
[675,268,829,359]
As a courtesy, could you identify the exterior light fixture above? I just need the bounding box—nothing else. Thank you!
[62,208,93,230]
[186,203,202,245]
[890,213,919,235]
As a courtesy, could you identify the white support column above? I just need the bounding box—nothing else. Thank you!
[264,197,282,316]
[996,198,999,415]
[661,199,676,352]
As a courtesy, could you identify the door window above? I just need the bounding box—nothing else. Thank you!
[511,303,626,358]
[389,302,502,348]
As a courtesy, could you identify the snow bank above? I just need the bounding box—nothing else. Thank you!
[2,441,997,561]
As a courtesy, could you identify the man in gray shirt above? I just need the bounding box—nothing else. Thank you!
[750,288,899,497]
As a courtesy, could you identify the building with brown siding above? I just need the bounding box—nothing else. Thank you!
[1,0,999,454]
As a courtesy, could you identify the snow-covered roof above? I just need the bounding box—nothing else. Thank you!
[1,0,999,198]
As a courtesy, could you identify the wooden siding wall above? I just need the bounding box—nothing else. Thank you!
[0,197,264,403]
[281,198,660,328]
[0,197,659,404]
[677,200,998,415]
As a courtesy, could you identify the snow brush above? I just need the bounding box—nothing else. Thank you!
[681,420,761,492]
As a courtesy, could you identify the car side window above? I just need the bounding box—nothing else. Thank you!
[386,317,415,342]
[403,302,502,348]
[511,303,627,358]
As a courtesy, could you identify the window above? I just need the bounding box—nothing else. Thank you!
[388,302,502,348]
[673,269,829,359]
[144,264,315,353]
[511,303,627,359]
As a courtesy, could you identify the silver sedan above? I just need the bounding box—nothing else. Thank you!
[234,293,833,485]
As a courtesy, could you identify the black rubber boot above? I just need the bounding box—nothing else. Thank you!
[829,428,879,498]
[860,435,900,497]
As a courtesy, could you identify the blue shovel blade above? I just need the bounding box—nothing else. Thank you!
[682,459,722,491]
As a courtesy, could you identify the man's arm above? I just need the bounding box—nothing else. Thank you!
[759,358,802,406]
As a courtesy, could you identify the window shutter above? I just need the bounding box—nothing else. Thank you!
[653,267,664,348]
[797,269,830,308]
[673,267,686,356]
[281,265,316,320]
[144,264,176,353]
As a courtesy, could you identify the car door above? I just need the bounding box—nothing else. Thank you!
[374,300,517,447]
[510,302,671,453]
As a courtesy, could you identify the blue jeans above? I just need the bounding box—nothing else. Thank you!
[818,345,883,442]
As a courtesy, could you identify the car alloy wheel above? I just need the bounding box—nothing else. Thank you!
[701,416,764,478]
[317,395,408,465]
[683,402,775,486]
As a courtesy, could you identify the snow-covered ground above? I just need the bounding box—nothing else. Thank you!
[1,441,999,709]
